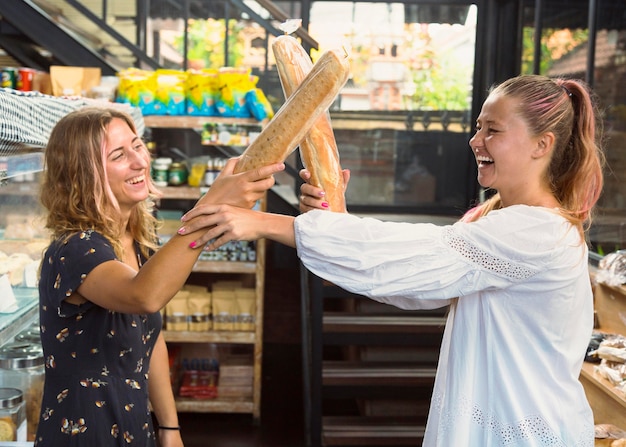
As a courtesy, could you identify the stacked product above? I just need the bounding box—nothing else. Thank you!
[212,281,256,332]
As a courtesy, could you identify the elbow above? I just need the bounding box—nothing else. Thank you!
[142,301,163,314]
[140,293,167,314]
[127,291,164,314]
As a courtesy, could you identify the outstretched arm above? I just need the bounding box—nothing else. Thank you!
[178,206,297,251]
[177,167,350,252]
[76,160,285,314]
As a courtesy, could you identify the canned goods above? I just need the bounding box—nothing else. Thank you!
[0,388,26,442]
[1,67,18,89]
[16,68,35,91]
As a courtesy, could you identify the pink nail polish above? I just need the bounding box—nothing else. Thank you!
[177,227,186,235]
[321,202,329,208]
[189,241,196,249]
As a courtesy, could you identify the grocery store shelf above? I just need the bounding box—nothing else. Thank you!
[192,260,257,274]
[174,396,254,413]
[163,330,256,344]
[143,116,265,129]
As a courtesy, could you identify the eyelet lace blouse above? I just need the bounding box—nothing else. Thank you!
[294,205,594,447]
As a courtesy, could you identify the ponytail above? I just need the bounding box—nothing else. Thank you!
[463,75,605,240]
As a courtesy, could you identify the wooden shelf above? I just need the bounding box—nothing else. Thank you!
[163,330,255,344]
[579,278,626,428]
[174,396,253,413]
[148,119,267,420]
[581,362,626,407]
[580,361,626,428]
[158,185,204,200]
[144,116,264,129]
[192,260,257,274]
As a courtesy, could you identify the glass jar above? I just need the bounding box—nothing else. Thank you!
[168,162,188,186]
[152,157,172,187]
[0,341,44,441]
[0,388,26,442]
[14,322,41,344]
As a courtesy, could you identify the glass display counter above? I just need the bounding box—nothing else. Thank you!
[0,165,44,348]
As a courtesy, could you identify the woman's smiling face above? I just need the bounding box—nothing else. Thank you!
[104,118,151,213]
[469,93,541,195]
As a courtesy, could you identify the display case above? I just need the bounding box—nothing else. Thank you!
[0,157,45,348]
[0,153,44,445]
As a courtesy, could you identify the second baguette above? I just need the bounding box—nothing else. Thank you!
[273,35,346,212]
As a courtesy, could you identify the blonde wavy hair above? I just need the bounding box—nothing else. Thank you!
[40,107,161,260]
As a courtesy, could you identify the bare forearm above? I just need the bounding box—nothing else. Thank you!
[136,231,205,303]
[258,213,297,247]
[81,228,209,314]
[149,335,179,428]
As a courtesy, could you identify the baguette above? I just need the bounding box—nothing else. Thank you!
[273,35,346,212]
[233,48,350,177]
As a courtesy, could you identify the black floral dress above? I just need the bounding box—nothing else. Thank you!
[36,230,161,447]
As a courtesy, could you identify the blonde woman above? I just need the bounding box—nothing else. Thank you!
[36,106,283,447]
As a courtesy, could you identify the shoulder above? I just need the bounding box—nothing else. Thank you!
[40,231,118,311]
[456,205,574,238]
[44,230,117,265]
[449,205,581,258]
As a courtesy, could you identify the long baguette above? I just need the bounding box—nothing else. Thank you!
[273,35,346,212]
[233,48,350,176]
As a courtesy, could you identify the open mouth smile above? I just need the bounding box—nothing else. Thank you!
[477,155,494,167]
[127,175,145,185]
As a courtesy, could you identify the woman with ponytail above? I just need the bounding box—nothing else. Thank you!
[179,75,605,446]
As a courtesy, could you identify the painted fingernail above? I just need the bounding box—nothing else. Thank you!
[177,227,186,234]
[189,241,197,248]
[321,202,329,208]
[319,191,326,197]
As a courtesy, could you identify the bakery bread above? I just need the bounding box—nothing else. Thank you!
[595,424,626,446]
[233,48,350,178]
[273,35,346,212]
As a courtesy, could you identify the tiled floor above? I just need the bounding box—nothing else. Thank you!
[176,343,306,447]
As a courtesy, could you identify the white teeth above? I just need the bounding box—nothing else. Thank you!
[127,175,145,184]
[477,155,494,163]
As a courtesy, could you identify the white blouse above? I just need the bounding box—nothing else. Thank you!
[294,205,594,447]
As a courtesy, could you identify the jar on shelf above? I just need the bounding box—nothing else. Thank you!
[152,157,172,187]
[0,341,44,441]
[14,322,41,344]
[168,162,188,186]
[0,388,26,442]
